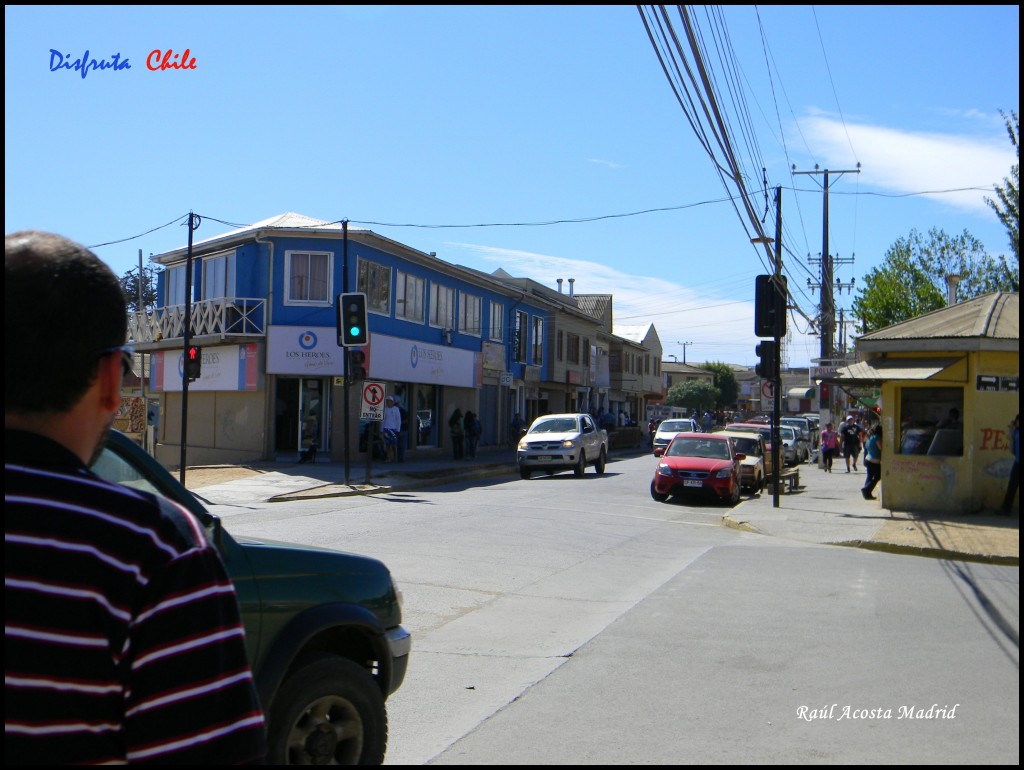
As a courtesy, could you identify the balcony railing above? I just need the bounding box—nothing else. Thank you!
[128,297,266,344]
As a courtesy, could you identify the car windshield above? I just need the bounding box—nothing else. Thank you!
[779,426,796,440]
[667,438,731,459]
[730,437,761,455]
[530,417,578,434]
[658,420,691,433]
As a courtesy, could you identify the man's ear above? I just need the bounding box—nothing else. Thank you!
[96,352,123,413]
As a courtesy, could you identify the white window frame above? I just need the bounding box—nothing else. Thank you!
[459,291,482,337]
[396,270,425,322]
[489,301,504,342]
[166,264,186,306]
[430,282,455,329]
[201,250,236,300]
[284,250,332,305]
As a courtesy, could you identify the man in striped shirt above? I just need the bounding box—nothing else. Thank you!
[5,231,266,764]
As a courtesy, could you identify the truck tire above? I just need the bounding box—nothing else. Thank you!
[594,448,607,475]
[519,467,531,480]
[574,453,586,477]
[267,655,387,765]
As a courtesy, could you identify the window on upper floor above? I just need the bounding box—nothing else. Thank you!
[489,301,504,342]
[395,270,424,322]
[460,292,482,337]
[285,250,331,305]
[531,317,544,365]
[201,251,235,300]
[583,338,591,367]
[557,330,564,361]
[167,264,186,306]
[430,283,455,329]
[356,258,391,315]
[567,333,580,365]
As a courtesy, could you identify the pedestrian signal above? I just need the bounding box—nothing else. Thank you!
[185,345,202,380]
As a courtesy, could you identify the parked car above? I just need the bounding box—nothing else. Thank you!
[651,417,700,456]
[650,432,743,505]
[91,431,410,765]
[517,413,609,479]
[781,416,815,450]
[778,424,807,464]
[717,429,767,494]
[726,422,799,467]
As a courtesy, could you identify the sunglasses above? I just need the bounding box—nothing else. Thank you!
[98,345,135,379]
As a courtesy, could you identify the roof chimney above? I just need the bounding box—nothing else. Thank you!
[568,278,575,297]
[945,274,961,306]
[557,278,563,293]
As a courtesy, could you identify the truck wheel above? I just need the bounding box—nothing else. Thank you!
[574,453,586,477]
[650,481,668,502]
[267,655,387,766]
[594,448,607,475]
[519,467,531,480]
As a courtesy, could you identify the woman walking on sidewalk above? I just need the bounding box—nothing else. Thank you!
[862,424,882,499]
[820,422,839,473]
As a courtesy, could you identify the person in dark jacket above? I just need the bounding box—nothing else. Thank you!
[449,408,465,460]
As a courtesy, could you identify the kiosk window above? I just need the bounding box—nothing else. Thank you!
[898,386,963,456]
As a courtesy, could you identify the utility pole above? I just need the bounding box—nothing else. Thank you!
[792,164,860,361]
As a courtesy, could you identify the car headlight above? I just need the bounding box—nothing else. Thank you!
[657,464,674,476]
[716,468,733,478]
[518,440,529,451]
[561,439,578,449]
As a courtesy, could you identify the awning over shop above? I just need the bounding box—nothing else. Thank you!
[829,356,964,386]
[787,386,815,399]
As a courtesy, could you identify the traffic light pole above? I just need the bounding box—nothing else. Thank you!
[343,220,351,486]
[179,211,199,485]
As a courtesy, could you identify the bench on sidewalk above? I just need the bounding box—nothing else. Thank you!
[766,466,800,494]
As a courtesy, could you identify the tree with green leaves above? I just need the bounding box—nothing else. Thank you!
[702,361,738,409]
[985,109,1019,264]
[665,379,719,417]
[119,266,159,313]
[853,227,1019,332]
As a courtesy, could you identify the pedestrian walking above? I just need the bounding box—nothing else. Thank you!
[1001,414,1019,515]
[464,410,481,459]
[449,407,465,460]
[5,231,266,764]
[820,422,839,472]
[381,396,402,463]
[862,424,883,499]
[840,418,862,473]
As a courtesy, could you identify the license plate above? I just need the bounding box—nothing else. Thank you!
[683,479,702,488]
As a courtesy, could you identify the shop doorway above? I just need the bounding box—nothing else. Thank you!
[414,384,438,448]
[275,378,328,457]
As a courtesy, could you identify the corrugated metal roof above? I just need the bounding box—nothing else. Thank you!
[859,292,1018,343]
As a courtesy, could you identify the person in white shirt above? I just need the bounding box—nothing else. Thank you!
[382,396,402,463]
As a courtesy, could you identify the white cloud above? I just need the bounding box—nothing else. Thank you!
[585,158,624,169]
[799,115,1012,214]
[447,242,823,368]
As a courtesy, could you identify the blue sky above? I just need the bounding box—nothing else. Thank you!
[5,5,1018,369]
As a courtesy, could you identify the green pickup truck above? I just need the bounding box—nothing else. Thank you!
[92,431,411,764]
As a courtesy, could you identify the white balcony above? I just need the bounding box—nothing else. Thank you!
[128,297,266,347]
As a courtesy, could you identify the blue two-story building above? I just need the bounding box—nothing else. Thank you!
[132,213,553,466]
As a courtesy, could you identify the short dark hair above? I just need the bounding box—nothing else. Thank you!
[6,231,127,413]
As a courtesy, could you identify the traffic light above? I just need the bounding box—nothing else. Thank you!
[755,274,787,338]
[349,349,367,381]
[185,345,202,381]
[755,340,776,380]
[337,292,369,347]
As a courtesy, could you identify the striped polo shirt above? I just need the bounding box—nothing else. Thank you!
[5,430,266,764]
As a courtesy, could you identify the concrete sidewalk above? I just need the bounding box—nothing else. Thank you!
[187,446,1018,566]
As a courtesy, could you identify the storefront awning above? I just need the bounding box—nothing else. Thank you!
[828,356,964,386]
[787,386,815,399]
